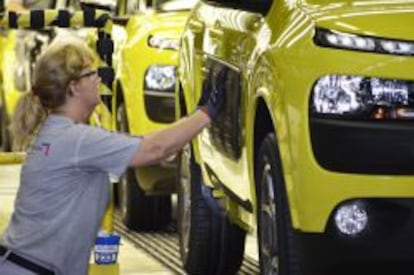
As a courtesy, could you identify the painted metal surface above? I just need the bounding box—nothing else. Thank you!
[178,0,414,232]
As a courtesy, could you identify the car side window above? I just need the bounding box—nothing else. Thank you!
[241,0,272,13]
[203,0,272,14]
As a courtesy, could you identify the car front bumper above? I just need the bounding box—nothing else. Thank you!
[296,198,414,275]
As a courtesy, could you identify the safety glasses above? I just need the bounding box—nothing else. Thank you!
[75,70,98,80]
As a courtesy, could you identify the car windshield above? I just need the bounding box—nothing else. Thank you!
[153,0,198,12]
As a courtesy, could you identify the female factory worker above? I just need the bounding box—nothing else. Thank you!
[0,38,226,275]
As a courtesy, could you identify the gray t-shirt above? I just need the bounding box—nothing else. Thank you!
[0,115,140,275]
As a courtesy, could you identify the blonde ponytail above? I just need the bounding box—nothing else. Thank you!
[10,92,47,151]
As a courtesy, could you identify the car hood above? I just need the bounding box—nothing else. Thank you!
[141,10,190,38]
[299,0,414,40]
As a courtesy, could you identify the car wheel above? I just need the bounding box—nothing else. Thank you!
[117,104,171,231]
[178,144,245,274]
[256,133,302,275]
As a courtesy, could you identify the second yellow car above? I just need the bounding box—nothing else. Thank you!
[115,0,198,231]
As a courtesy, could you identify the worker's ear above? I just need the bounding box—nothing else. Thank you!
[68,80,79,97]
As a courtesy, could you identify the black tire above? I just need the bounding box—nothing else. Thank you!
[177,144,245,274]
[117,104,172,231]
[0,105,11,152]
[256,133,302,275]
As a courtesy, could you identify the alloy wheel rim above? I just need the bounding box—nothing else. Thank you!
[179,145,192,261]
[260,162,279,275]
[117,106,128,219]
[120,175,128,219]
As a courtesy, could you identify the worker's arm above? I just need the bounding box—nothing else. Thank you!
[129,67,228,167]
[129,110,210,166]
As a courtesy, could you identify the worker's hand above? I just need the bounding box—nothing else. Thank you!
[198,67,228,121]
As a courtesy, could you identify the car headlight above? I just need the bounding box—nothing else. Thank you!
[145,65,176,91]
[311,75,414,119]
[314,28,414,56]
[147,35,180,50]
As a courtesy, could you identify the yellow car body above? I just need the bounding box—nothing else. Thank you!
[119,10,184,136]
[114,0,197,231]
[177,0,414,274]
[0,31,20,121]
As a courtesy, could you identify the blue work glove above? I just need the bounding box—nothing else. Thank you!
[197,67,228,121]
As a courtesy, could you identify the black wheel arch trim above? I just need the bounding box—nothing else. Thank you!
[204,164,253,213]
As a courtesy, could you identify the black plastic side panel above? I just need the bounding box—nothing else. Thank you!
[144,95,175,123]
[310,118,414,174]
[206,58,242,160]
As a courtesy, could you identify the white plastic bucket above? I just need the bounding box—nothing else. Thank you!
[94,233,121,265]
